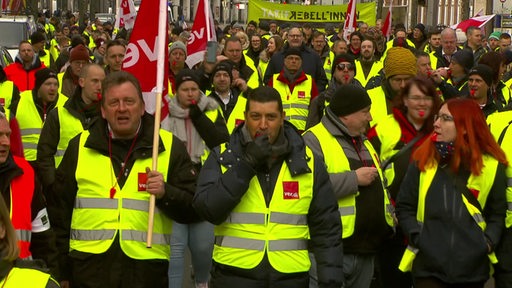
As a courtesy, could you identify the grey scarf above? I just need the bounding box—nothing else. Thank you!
[163,93,218,163]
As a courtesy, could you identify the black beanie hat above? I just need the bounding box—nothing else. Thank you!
[30,31,46,44]
[451,50,474,73]
[34,68,58,92]
[175,69,200,90]
[469,64,493,87]
[328,84,371,116]
[211,61,233,83]
[284,48,302,59]
[332,53,356,75]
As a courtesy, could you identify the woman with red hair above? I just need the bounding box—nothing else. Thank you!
[396,98,508,288]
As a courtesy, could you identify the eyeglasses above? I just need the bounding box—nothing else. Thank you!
[434,113,454,122]
[288,34,303,39]
[336,63,354,71]
[408,95,433,102]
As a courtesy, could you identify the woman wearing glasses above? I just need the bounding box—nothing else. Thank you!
[396,97,508,288]
[367,76,441,288]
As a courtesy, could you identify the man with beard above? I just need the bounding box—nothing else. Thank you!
[354,40,383,89]
[12,69,66,164]
[367,47,417,127]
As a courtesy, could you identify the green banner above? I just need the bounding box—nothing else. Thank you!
[248,0,376,29]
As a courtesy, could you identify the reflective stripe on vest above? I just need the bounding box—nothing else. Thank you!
[306,122,394,238]
[215,235,308,251]
[17,90,66,161]
[9,156,35,259]
[56,106,84,167]
[399,155,499,272]
[272,74,313,131]
[0,267,53,288]
[71,129,173,260]
[213,143,314,273]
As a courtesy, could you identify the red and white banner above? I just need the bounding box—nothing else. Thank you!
[342,0,357,42]
[185,0,217,68]
[451,15,495,33]
[382,0,392,40]
[114,0,137,36]
[123,0,169,119]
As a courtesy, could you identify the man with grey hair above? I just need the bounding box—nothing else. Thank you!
[430,28,461,69]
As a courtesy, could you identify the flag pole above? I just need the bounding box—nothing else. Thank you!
[147,0,168,248]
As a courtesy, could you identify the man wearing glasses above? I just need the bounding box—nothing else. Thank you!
[264,26,328,92]
[57,44,92,98]
[367,47,417,127]
[306,54,362,129]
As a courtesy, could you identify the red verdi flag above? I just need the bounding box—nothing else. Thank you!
[342,0,357,42]
[382,1,392,40]
[123,0,169,119]
[450,15,495,33]
[186,0,217,68]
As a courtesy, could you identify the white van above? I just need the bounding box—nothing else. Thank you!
[0,15,37,60]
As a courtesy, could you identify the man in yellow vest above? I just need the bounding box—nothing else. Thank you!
[306,53,362,129]
[268,48,319,133]
[367,47,417,127]
[354,39,384,89]
[48,71,199,287]
[303,85,394,288]
[0,109,60,281]
[11,68,65,163]
[193,86,343,288]
[207,61,248,134]
[37,63,105,191]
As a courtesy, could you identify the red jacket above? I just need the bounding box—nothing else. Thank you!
[4,59,45,92]
[10,156,35,259]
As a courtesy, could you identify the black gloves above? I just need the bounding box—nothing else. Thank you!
[243,134,272,168]
[188,102,202,119]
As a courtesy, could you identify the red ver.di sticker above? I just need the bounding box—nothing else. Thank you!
[138,172,148,191]
[283,181,299,199]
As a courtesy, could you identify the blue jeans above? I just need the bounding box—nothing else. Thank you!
[168,221,214,288]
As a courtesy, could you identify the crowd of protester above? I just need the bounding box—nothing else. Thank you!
[1,10,512,288]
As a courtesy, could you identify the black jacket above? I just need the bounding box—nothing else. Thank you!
[36,87,101,189]
[48,113,200,280]
[193,122,344,287]
[263,43,328,92]
[397,162,507,283]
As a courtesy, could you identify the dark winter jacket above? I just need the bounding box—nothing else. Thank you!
[193,122,344,287]
[263,43,328,92]
[396,161,507,283]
